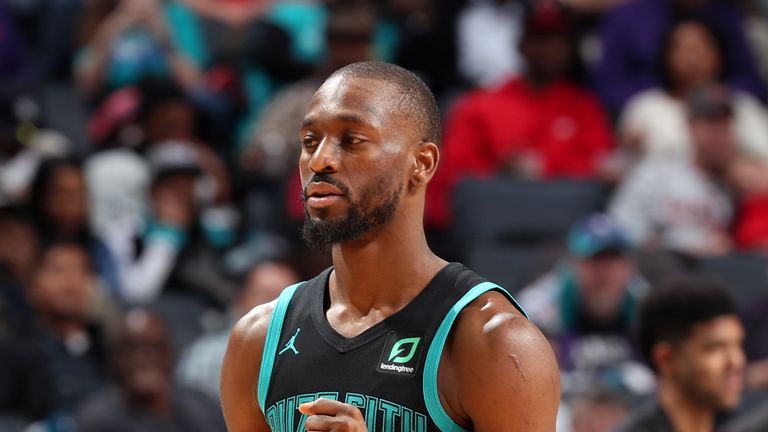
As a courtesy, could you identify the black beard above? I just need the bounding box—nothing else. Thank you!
[301,176,402,249]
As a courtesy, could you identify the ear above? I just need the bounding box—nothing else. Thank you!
[651,342,674,376]
[410,141,439,190]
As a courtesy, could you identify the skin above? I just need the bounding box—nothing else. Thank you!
[653,315,746,432]
[667,22,721,97]
[28,243,95,336]
[519,34,573,88]
[221,74,560,431]
[116,310,175,414]
[44,166,88,237]
[574,251,634,323]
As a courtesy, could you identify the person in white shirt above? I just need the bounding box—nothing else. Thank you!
[611,84,745,256]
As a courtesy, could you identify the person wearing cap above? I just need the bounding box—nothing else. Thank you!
[426,2,613,228]
[520,214,649,375]
[610,83,767,257]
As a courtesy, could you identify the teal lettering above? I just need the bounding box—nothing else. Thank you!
[378,399,401,432]
[268,392,426,432]
[401,406,427,432]
[265,404,280,432]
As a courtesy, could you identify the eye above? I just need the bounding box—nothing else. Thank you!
[341,135,365,146]
[302,135,319,149]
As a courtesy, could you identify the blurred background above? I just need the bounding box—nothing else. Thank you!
[1,0,768,431]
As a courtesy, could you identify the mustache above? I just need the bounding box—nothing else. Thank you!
[301,173,350,201]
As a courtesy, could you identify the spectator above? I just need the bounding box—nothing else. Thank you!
[520,213,653,432]
[104,141,239,307]
[176,260,298,397]
[520,214,649,374]
[616,276,745,432]
[24,241,110,414]
[427,3,613,227]
[75,308,227,432]
[74,0,202,99]
[619,18,768,162]
[610,84,748,256]
[28,158,121,294]
[596,0,766,115]
[0,205,37,337]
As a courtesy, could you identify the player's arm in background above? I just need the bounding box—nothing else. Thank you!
[220,301,276,432]
[445,291,561,432]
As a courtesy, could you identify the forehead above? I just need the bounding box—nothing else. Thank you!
[304,75,401,127]
[687,315,744,343]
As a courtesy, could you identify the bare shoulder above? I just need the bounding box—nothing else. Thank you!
[230,300,278,349]
[442,291,560,432]
[221,300,279,432]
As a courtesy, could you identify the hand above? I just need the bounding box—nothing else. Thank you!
[298,398,368,431]
[153,185,194,228]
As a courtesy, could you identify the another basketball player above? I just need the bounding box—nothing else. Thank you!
[221,62,560,431]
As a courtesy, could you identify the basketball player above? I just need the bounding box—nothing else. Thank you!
[221,62,560,431]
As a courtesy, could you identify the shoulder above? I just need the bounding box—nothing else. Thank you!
[227,300,278,358]
[625,89,671,110]
[614,401,671,432]
[452,290,552,360]
[220,300,280,430]
[443,290,560,430]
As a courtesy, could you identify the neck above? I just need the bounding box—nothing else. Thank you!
[329,206,447,315]
[658,379,715,432]
[524,73,556,89]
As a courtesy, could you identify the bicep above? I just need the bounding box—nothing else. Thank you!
[220,314,272,432]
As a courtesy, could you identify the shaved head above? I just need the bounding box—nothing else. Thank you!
[326,61,441,144]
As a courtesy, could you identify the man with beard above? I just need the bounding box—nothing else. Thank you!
[617,276,746,432]
[221,62,560,431]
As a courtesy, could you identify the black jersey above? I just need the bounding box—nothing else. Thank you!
[257,262,526,432]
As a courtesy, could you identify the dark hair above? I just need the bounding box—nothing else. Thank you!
[658,17,729,92]
[327,61,442,144]
[37,237,94,271]
[135,78,194,126]
[27,157,87,241]
[637,275,737,371]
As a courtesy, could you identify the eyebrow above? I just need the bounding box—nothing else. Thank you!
[301,113,376,129]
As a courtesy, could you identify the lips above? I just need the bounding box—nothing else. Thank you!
[305,182,346,209]
[306,182,344,199]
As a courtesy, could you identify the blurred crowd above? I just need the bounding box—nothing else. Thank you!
[1,0,768,431]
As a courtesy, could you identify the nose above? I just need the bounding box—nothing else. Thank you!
[308,138,340,174]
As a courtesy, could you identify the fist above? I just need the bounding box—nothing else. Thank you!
[298,398,368,431]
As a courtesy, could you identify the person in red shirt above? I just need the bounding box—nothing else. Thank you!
[426,3,613,228]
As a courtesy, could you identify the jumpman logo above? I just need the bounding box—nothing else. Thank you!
[279,328,301,356]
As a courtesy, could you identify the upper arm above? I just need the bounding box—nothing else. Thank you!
[220,303,275,432]
[447,292,561,432]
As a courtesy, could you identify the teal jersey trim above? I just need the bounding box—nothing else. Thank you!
[423,282,527,432]
[258,282,304,412]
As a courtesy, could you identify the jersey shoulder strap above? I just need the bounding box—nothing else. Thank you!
[256,267,333,412]
[257,281,304,412]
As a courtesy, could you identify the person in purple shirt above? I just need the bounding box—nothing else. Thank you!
[596,0,766,115]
